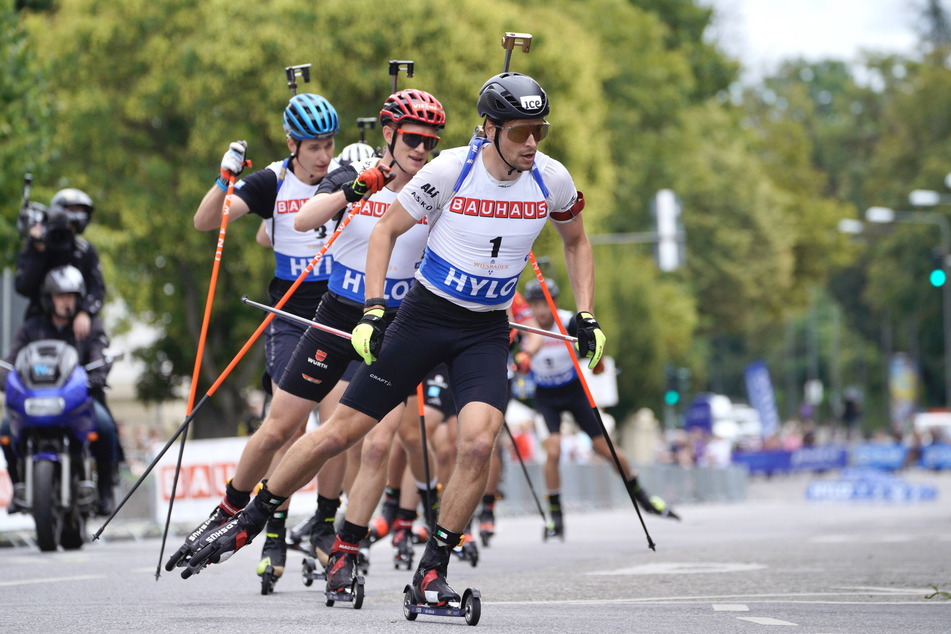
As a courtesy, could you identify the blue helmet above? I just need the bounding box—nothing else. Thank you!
[283,93,339,140]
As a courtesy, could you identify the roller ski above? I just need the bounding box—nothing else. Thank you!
[164,502,237,571]
[543,510,564,542]
[180,487,286,580]
[391,518,415,570]
[402,532,481,626]
[300,555,327,587]
[257,523,287,595]
[323,537,364,609]
[309,513,337,566]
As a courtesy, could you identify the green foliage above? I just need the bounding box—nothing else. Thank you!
[0,0,51,263]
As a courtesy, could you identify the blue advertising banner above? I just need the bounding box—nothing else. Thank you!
[920,443,951,470]
[745,361,780,438]
[850,443,908,471]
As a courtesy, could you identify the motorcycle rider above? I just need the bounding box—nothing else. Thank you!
[0,265,119,515]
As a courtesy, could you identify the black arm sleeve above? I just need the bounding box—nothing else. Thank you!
[14,244,50,303]
[82,318,111,391]
[234,168,280,219]
[75,240,106,317]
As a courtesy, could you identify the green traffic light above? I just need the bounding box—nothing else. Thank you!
[664,390,680,406]
[931,269,947,288]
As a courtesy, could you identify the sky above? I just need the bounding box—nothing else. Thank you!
[701,0,923,79]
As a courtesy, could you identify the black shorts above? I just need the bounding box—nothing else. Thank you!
[340,283,509,421]
[534,378,601,438]
[423,363,456,417]
[263,280,328,380]
[277,293,396,403]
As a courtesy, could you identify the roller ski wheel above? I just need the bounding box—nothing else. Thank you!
[543,519,564,542]
[260,565,278,595]
[301,556,326,587]
[324,576,365,609]
[402,585,481,626]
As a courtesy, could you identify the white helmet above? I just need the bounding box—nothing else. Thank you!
[336,142,377,165]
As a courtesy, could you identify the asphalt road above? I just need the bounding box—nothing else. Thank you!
[2,470,950,633]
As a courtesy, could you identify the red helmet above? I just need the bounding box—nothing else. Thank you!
[379,89,446,131]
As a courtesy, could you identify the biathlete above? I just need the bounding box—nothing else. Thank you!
[167,92,348,591]
[183,72,605,614]
[523,278,680,538]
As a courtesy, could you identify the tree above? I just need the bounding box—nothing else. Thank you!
[0,0,51,264]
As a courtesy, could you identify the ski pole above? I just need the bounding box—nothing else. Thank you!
[501,421,548,527]
[155,166,249,578]
[92,204,361,542]
[527,251,656,551]
[415,383,436,533]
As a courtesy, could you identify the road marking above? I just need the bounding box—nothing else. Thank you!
[588,562,767,575]
[713,604,749,611]
[0,574,104,587]
[737,616,797,626]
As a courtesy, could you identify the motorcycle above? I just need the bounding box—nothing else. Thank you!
[1,339,120,552]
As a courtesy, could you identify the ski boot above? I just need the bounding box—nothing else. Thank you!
[287,512,318,556]
[257,523,287,595]
[403,535,481,625]
[309,514,337,567]
[324,537,364,609]
[630,477,680,520]
[391,518,415,570]
[453,532,479,568]
[165,502,237,571]
[478,497,496,547]
[543,510,564,541]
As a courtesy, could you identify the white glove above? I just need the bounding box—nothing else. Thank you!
[220,141,247,179]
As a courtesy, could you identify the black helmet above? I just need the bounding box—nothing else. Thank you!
[51,188,94,234]
[477,72,550,122]
[41,265,85,317]
[524,278,558,302]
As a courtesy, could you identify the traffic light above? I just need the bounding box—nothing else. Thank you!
[930,249,947,288]
[664,365,680,406]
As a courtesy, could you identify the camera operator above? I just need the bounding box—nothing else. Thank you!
[15,188,106,341]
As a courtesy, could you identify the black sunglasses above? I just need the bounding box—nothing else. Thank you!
[396,129,440,151]
[496,122,550,144]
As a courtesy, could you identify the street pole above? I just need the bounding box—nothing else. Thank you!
[867,207,951,409]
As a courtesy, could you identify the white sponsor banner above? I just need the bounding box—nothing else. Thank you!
[152,437,320,525]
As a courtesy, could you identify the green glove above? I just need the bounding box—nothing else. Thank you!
[571,311,606,370]
[352,308,386,365]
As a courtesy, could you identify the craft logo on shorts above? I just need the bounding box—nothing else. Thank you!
[301,373,322,385]
[520,95,543,110]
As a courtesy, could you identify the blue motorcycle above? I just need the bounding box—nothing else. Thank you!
[2,339,118,551]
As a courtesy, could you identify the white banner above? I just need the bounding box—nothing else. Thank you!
[151,437,321,525]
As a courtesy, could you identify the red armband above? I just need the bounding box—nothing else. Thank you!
[549,190,585,222]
